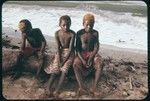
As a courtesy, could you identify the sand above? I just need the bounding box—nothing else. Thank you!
[2,26,148,100]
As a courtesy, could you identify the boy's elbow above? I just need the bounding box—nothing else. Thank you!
[42,41,46,45]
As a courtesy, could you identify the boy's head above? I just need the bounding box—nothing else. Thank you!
[83,14,95,32]
[59,15,71,31]
[18,19,32,33]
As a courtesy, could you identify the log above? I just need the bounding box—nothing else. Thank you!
[2,48,20,72]
[2,48,54,74]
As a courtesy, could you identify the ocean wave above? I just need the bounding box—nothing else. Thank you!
[76,3,99,12]
[2,3,147,50]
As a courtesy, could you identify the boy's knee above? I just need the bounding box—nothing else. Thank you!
[73,58,82,68]
[94,55,102,64]
[94,57,103,70]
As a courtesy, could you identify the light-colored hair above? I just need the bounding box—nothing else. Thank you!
[83,13,95,24]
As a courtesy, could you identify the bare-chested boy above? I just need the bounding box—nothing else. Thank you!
[11,19,46,80]
[73,14,102,96]
[44,15,75,96]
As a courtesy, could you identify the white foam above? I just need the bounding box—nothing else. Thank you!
[2,3,147,50]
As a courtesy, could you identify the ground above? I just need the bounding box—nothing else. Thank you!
[2,57,148,100]
[2,31,148,100]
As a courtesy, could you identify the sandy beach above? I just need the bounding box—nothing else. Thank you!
[2,27,148,100]
[2,27,147,63]
[2,1,148,100]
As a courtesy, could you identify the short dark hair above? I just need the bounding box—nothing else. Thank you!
[19,19,32,30]
[59,15,71,26]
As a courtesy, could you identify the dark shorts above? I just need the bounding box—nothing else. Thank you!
[22,47,40,56]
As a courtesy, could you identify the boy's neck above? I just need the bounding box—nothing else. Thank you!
[61,29,70,33]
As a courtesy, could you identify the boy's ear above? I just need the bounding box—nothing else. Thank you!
[82,22,84,26]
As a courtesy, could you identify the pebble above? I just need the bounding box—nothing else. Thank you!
[122,91,129,97]
[80,95,92,99]
[140,87,148,96]
[59,91,76,98]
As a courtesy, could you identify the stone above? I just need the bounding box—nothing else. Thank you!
[122,91,129,97]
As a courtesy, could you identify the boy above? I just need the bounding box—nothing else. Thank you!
[44,15,75,97]
[11,19,46,80]
[73,14,102,96]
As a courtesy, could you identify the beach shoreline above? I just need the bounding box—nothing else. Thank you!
[2,27,147,63]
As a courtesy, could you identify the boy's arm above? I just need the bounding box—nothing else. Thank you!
[40,41,46,53]
[55,31,61,65]
[88,32,99,66]
[20,33,26,52]
[76,32,87,66]
[37,29,46,53]
[60,32,75,67]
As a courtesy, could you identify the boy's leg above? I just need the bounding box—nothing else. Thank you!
[53,72,66,97]
[36,54,45,78]
[11,53,24,80]
[53,57,74,96]
[73,57,87,95]
[47,73,57,93]
[90,55,102,96]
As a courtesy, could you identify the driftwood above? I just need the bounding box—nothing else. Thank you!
[2,48,54,74]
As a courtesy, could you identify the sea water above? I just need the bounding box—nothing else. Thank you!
[2,1,147,51]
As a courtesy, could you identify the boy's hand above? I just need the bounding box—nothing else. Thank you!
[81,60,87,67]
[19,49,24,55]
[38,52,43,59]
[59,62,64,68]
[87,58,93,68]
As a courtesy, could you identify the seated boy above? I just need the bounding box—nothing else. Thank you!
[11,19,46,80]
[44,15,75,97]
[73,14,103,96]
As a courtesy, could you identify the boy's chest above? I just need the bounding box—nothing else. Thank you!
[81,33,95,42]
[59,33,72,41]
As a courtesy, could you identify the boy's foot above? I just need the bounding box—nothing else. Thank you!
[89,88,100,97]
[53,91,60,98]
[77,88,88,96]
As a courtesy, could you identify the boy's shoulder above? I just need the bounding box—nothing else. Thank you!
[55,29,76,35]
[77,29,85,36]
[77,29,84,33]
[55,30,60,35]
[92,29,99,34]
[77,29,98,33]
[69,29,76,35]
[32,28,41,31]
[31,28,42,34]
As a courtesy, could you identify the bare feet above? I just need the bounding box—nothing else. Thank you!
[77,88,88,96]
[53,91,60,98]
[43,90,54,98]
[89,88,100,97]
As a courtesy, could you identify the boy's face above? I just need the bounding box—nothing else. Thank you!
[83,20,94,32]
[60,20,70,32]
[18,22,26,32]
